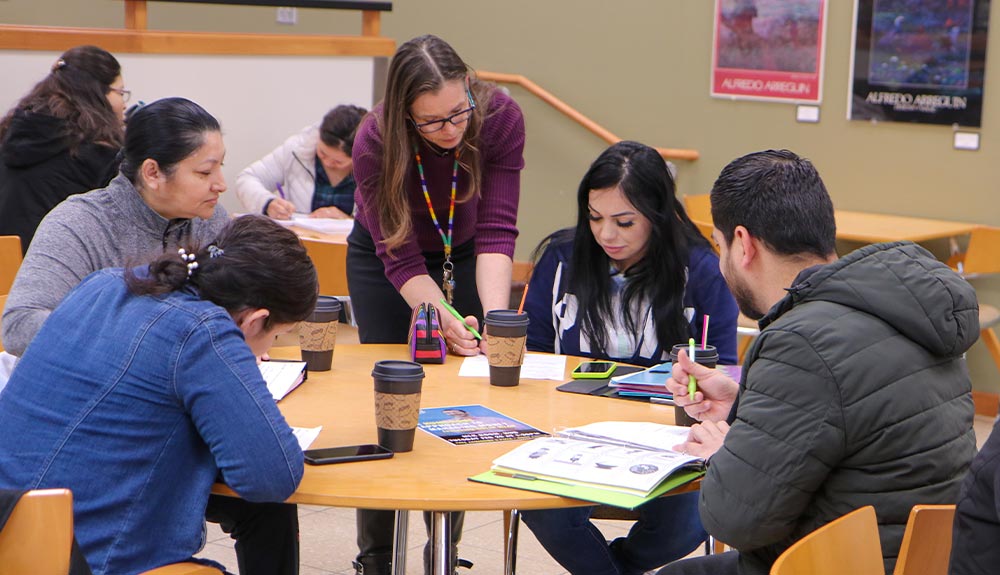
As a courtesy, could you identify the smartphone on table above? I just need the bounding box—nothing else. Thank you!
[303,444,394,465]
[571,361,618,379]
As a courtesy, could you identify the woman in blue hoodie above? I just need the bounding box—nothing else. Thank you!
[520,141,738,575]
[0,45,126,253]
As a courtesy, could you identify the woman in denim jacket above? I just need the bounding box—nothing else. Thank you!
[0,215,317,575]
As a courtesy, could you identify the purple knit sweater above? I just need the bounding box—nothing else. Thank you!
[352,90,525,290]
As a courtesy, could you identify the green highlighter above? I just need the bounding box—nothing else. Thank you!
[688,338,697,398]
[438,298,483,340]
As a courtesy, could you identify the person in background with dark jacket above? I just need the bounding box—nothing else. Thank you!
[0,45,126,253]
[950,417,1000,574]
[520,141,737,575]
[659,149,977,575]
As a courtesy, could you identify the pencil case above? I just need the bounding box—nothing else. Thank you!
[408,302,446,364]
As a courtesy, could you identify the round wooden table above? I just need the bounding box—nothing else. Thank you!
[215,342,692,575]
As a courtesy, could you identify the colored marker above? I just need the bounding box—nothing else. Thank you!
[438,298,483,340]
[688,337,697,399]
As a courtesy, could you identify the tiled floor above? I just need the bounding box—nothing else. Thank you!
[195,414,998,575]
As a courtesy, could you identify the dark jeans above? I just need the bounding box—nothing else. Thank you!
[204,494,299,575]
[656,551,740,575]
[521,492,706,575]
[355,508,465,575]
[346,223,482,344]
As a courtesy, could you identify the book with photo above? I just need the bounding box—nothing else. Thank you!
[470,421,705,508]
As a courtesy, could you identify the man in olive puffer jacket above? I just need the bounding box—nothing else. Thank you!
[659,149,978,575]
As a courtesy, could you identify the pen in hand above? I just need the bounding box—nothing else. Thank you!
[438,298,483,340]
[276,182,286,200]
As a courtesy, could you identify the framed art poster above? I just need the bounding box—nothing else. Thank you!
[711,0,828,103]
[849,0,990,127]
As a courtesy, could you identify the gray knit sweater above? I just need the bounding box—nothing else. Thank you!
[2,174,229,356]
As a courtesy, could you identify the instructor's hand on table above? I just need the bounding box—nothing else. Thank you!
[666,349,739,423]
[266,198,296,220]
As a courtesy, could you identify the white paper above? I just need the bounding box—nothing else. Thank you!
[458,353,567,381]
[259,360,307,401]
[289,214,354,234]
[291,426,322,451]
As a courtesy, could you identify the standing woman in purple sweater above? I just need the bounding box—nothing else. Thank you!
[346,34,525,574]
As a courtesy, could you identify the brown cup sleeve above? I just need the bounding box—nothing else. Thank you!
[486,334,527,368]
[299,320,338,352]
[374,392,421,430]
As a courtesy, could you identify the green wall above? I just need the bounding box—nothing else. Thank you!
[3,0,999,392]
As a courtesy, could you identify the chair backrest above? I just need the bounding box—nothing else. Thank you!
[300,238,349,296]
[0,488,74,575]
[0,235,23,295]
[683,194,712,224]
[892,504,956,575]
[692,220,718,253]
[770,506,883,575]
[961,226,1000,276]
[0,294,6,353]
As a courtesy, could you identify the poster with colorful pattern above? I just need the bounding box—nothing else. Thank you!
[849,0,990,127]
[711,0,828,103]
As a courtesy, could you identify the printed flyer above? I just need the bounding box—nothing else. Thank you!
[418,404,547,445]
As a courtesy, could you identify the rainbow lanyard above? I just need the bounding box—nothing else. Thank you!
[414,147,460,304]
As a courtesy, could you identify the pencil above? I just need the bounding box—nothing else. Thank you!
[517,282,529,314]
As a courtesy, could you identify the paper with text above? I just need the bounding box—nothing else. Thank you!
[458,354,567,380]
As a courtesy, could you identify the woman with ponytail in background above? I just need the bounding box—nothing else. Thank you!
[0,45,127,252]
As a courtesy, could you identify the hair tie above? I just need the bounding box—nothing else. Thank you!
[207,245,225,259]
[51,59,67,73]
[178,248,198,278]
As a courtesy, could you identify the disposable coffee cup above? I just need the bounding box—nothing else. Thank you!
[484,310,530,387]
[372,360,424,452]
[669,344,719,427]
[299,296,341,371]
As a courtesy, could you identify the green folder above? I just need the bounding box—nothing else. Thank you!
[468,468,704,510]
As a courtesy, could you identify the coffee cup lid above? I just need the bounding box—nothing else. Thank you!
[484,309,529,328]
[372,360,424,379]
[314,296,342,313]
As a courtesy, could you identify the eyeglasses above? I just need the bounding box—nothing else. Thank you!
[109,87,132,103]
[410,97,477,134]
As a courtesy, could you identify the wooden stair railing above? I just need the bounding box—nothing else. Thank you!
[477,71,699,162]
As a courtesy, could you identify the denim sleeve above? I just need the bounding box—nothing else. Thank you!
[173,315,304,502]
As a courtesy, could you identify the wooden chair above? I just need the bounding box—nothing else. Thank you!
[682,194,712,223]
[300,238,349,297]
[0,294,6,353]
[892,504,956,575]
[0,235,23,295]
[0,487,220,575]
[142,562,223,574]
[949,227,1000,377]
[770,506,883,575]
[0,488,74,575]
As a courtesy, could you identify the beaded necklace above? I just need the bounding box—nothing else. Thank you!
[414,146,460,304]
